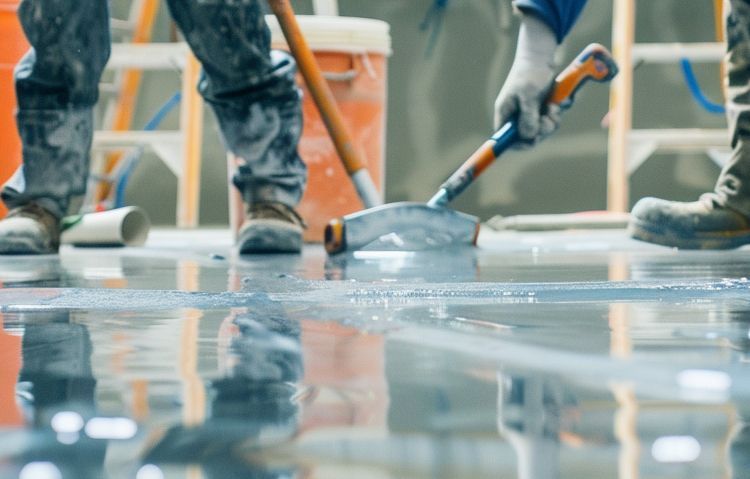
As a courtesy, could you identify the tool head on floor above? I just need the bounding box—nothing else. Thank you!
[325,202,479,255]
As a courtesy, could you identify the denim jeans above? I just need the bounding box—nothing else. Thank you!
[1,0,306,219]
[716,0,750,216]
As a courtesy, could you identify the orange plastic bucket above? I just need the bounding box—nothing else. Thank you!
[229,16,391,242]
[0,0,26,218]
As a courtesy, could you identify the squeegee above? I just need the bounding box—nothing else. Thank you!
[324,43,618,255]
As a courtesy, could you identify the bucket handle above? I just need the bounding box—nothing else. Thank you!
[321,52,378,82]
[323,70,359,82]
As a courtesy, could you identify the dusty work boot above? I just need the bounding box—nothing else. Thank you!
[628,193,750,249]
[0,203,61,254]
[237,202,305,254]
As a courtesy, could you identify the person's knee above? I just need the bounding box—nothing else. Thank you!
[16,0,111,107]
[167,0,269,63]
[66,42,110,106]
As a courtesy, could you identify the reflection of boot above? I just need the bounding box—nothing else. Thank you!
[0,253,60,285]
[18,314,105,478]
[145,305,302,477]
[727,313,750,361]
[230,297,303,383]
[731,423,750,479]
[20,318,97,421]
[628,193,750,249]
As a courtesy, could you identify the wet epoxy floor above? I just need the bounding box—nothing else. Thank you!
[1,228,749,478]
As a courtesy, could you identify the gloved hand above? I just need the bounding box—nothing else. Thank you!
[494,14,561,148]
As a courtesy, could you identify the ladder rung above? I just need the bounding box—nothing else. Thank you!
[632,42,724,63]
[99,83,120,94]
[110,18,136,32]
[93,130,183,148]
[106,43,191,70]
[629,129,728,150]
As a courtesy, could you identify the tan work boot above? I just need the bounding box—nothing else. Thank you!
[237,202,305,254]
[0,203,61,254]
[628,194,750,249]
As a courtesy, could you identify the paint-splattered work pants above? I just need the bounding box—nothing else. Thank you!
[720,0,750,216]
[1,0,306,219]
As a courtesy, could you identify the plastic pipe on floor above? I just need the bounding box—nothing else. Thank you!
[61,206,150,247]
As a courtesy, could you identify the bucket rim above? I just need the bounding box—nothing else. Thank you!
[266,15,392,56]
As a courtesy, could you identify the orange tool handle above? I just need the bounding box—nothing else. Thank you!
[548,43,619,107]
[267,0,366,175]
[428,43,618,207]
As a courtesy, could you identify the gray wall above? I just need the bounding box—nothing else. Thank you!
[122,0,725,226]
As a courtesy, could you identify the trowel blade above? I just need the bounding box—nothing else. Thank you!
[325,202,480,254]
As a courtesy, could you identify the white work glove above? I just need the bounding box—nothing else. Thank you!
[494,14,561,148]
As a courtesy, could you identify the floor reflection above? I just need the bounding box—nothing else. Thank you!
[146,300,302,477]
[0,230,749,478]
[9,312,105,478]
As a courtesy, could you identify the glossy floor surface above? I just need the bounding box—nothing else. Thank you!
[1,228,749,478]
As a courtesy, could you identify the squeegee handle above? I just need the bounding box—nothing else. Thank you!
[427,43,618,207]
[267,0,382,208]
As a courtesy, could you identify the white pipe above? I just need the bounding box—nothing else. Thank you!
[312,0,338,16]
[62,207,150,247]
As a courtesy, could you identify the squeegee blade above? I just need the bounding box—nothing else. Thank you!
[326,202,479,254]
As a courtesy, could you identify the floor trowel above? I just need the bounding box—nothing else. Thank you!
[324,43,619,255]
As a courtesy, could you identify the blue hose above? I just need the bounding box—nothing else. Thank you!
[114,91,183,208]
[679,58,725,115]
[420,0,450,57]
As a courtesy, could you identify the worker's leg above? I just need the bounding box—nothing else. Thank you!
[0,0,110,254]
[165,0,306,253]
[628,0,750,249]
[717,0,750,213]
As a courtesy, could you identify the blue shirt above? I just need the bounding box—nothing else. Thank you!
[514,0,588,43]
